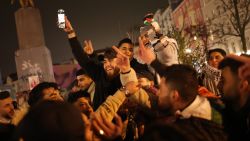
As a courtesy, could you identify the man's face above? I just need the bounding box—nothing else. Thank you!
[0,97,15,120]
[73,97,93,116]
[76,75,93,90]
[141,35,150,46]
[42,87,64,102]
[157,77,175,115]
[103,58,120,78]
[119,43,134,61]
[208,52,224,69]
[220,67,239,103]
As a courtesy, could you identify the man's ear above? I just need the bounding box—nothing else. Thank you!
[240,79,249,93]
[172,90,180,101]
[149,80,154,87]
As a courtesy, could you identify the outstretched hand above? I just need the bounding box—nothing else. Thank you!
[62,16,76,38]
[83,40,94,55]
[138,36,156,65]
[91,112,123,140]
[227,54,250,80]
[112,46,131,73]
[63,16,74,33]
[125,81,140,95]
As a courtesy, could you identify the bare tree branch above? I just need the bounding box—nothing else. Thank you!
[243,0,250,28]
[221,0,236,18]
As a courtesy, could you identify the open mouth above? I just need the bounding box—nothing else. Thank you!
[105,68,114,72]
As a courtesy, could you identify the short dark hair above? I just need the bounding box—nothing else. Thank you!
[67,90,90,104]
[13,101,85,141]
[0,91,10,100]
[137,71,154,81]
[161,64,198,102]
[103,47,117,60]
[28,82,59,107]
[76,69,87,77]
[218,58,244,76]
[208,48,226,58]
[118,38,133,47]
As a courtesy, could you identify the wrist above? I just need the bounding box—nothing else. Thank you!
[120,86,131,97]
[67,29,75,34]
[121,69,131,74]
[68,31,76,39]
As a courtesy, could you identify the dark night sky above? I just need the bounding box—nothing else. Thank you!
[0,0,169,79]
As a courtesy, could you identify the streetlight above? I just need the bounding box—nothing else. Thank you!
[194,36,197,40]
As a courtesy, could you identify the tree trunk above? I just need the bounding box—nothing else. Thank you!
[241,31,247,53]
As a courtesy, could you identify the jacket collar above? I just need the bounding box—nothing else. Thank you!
[175,95,212,120]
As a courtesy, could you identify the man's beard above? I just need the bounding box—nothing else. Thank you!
[157,105,174,117]
[221,87,240,109]
[107,67,120,80]
[3,112,14,120]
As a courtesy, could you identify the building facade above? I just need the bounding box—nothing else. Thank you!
[154,0,250,54]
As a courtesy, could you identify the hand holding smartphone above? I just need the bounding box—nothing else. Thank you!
[58,9,65,28]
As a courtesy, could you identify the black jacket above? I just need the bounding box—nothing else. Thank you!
[173,117,227,141]
[130,58,150,74]
[144,117,228,141]
[222,99,250,141]
[0,123,15,141]
[69,37,122,110]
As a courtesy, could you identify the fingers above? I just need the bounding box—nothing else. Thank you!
[100,111,114,129]
[226,54,250,80]
[94,114,108,131]
[88,40,93,49]
[227,54,250,63]
[92,117,102,134]
[138,36,146,50]
[112,46,127,58]
[113,114,123,128]
[64,16,72,29]
[91,114,108,136]
[84,40,88,47]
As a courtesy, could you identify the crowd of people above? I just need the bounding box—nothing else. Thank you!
[0,14,250,141]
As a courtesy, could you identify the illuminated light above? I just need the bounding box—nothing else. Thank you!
[210,35,214,41]
[235,52,242,56]
[99,129,104,135]
[194,36,197,40]
[247,50,250,55]
[185,48,192,54]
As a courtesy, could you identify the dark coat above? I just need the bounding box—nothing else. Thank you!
[0,123,15,141]
[222,99,250,141]
[69,37,122,110]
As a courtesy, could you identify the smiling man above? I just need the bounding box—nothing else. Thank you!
[64,17,137,110]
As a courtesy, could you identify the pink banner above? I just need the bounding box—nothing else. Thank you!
[53,64,80,88]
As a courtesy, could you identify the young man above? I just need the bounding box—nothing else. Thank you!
[200,48,227,96]
[64,17,137,110]
[156,64,227,141]
[67,90,93,118]
[118,38,151,74]
[0,91,15,141]
[75,69,94,91]
[136,40,227,140]
[28,82,64,107]
[219,58,250,141]
[72,69,95,103]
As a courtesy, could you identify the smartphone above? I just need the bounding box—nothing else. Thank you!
[58,9,65,28]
